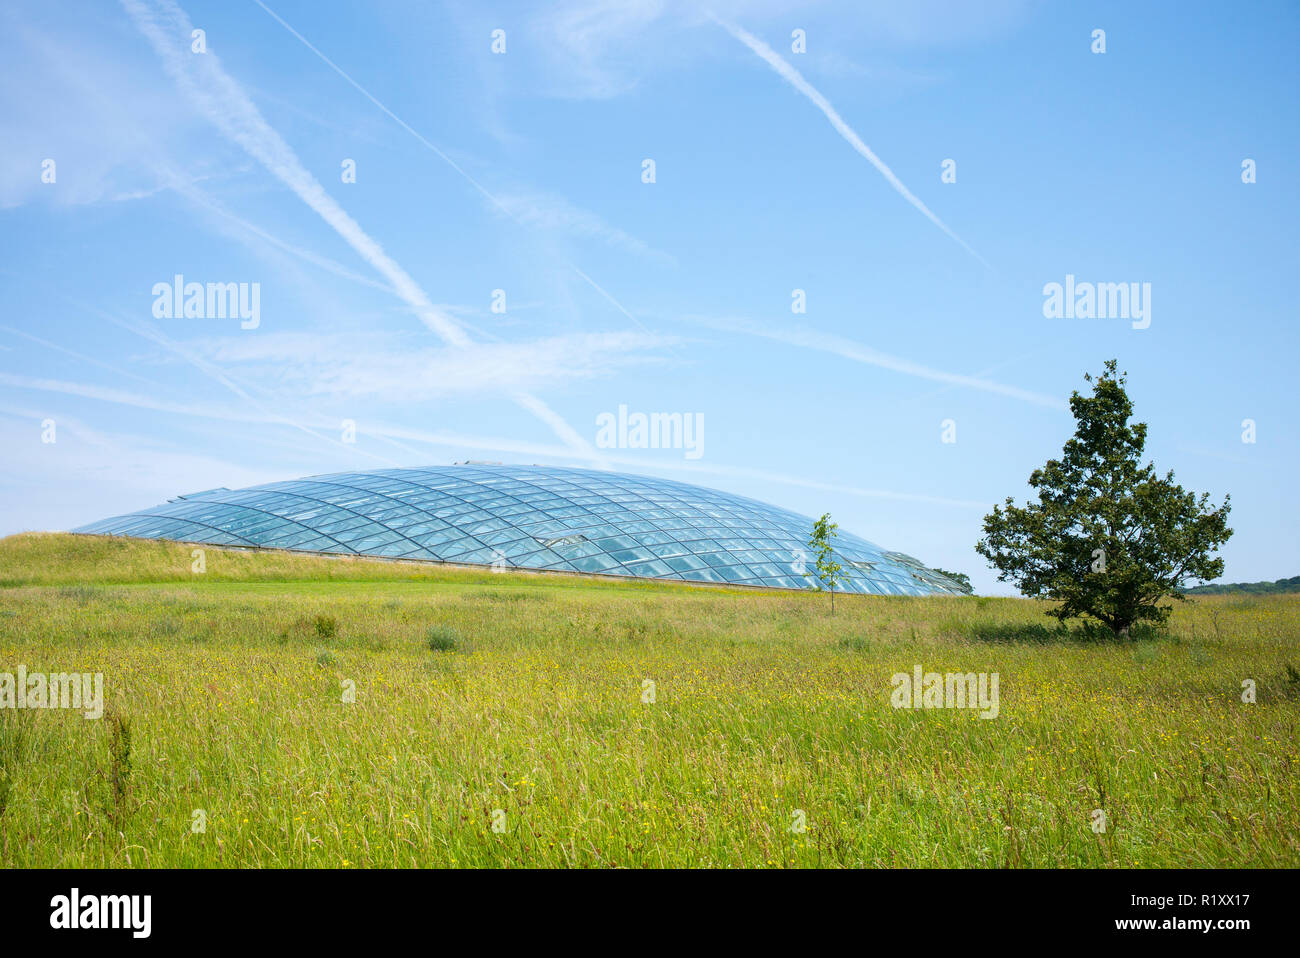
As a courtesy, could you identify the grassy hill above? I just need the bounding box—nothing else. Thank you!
[1,532,1298,868]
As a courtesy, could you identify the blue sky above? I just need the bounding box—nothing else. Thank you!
[1,0,1296,594]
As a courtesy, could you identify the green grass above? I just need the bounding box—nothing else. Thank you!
[1,532,1297,868]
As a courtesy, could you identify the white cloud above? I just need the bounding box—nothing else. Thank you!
[189,329,674,402]
[534,0,668,99]
[0,18,198,208]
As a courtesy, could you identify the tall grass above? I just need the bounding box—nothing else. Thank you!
[0,533,1296,868]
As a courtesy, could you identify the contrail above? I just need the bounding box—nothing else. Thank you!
[122,0,468,346]
[249,0,663,345]
[687,315,1066,410]
[174,180,398,296]
[0,325,158,388]
[712,15,989,268]
[121,0,602,462]
[570,267,659,339]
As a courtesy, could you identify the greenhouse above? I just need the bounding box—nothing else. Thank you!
[74,464,970,596]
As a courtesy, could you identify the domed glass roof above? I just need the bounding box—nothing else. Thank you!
[73,464,968,596]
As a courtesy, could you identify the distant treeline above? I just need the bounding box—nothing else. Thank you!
[1181,576,1300,596]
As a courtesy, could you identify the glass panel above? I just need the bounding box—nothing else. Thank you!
[71,465,948,596]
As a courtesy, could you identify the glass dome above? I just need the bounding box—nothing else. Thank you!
[73,464,969,596]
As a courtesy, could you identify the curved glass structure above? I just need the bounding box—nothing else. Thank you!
[73,464,969,596]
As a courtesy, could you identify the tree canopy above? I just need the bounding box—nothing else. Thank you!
[976,360,1232,635]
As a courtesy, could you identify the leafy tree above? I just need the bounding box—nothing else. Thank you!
[805,512,845,612]
[932,568,973,593]
[976,360,1232,636]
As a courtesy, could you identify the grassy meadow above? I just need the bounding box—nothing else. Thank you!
[1,532,1297,868]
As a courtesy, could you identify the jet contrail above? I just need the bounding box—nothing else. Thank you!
[123,0,468,347]
[121,0,602,462]
[687,315,1066,410]
[249,0,665,347]
[712,16,989,268]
